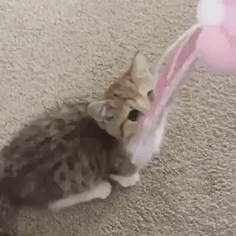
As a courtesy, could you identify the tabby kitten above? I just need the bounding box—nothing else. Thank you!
[0,53,167,235]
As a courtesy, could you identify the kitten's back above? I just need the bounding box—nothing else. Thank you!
[0,103,125,207]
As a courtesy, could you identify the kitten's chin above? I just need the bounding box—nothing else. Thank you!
[123,135,138,153]
[121,133,135,145]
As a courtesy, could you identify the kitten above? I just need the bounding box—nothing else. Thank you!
[0,53,168,235]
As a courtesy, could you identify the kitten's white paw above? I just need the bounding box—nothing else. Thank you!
[95,181,112,200]
[110,173,140,188]
[122,173,140,187]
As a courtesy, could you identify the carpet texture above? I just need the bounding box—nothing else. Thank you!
[0,0,235,235]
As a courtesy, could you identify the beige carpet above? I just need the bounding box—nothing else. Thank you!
[0,0,235,235]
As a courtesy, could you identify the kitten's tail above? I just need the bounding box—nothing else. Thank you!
[0,194,18,236]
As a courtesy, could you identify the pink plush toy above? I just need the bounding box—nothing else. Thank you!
[197,0,236,72]
[131,0,236,164]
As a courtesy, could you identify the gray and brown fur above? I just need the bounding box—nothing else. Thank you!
[0,53,166,235]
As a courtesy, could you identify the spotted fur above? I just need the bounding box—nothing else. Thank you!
[0,53,167,235]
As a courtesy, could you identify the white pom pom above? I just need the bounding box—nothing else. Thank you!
[197,0,225,27]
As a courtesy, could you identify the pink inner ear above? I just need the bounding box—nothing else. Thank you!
[131,27,201,164]
[143,27,201,123]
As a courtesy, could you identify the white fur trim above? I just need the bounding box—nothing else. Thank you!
[109,173,140,188]
[197,0,225,27]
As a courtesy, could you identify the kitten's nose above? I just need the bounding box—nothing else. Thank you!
[136,97,151,113]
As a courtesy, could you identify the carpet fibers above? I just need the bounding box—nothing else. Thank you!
[0,0,235,235]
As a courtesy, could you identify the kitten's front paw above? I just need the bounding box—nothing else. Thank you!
[122,173,140,188]
[96,181,112,200]
[109,173,140,188]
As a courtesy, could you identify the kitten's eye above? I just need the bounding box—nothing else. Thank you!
[128,109,143,122]
[147,90,154,101]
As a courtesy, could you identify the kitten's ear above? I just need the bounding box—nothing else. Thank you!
[131,52,151,80]
[87,100,114,122]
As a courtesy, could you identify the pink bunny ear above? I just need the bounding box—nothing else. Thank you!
[144,25,202,129]
[130,25,202,165]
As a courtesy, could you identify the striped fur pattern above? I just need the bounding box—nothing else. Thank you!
[0,53,167,235]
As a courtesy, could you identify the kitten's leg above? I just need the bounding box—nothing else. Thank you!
[109,172,140,188]
[49,181,112,210]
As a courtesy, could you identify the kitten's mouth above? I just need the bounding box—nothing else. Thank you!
[121,132,137,146]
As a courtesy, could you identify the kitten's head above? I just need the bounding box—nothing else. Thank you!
[87,52,154,141]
